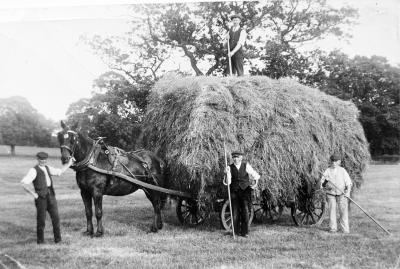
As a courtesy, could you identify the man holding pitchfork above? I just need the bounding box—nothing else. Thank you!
[224,14,247,76]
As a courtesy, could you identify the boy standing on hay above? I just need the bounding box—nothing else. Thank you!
[321,154,353,234]
[224,14,247,76]
[224,151,260,237]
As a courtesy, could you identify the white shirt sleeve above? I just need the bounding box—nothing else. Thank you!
[238,30,247,47]
[224,170,232,185]
[342,168,352,188]
[47,166,63,177]
[246,163,260,180]
[21,168,37,185]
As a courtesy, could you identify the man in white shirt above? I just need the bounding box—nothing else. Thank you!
[21,151,73,244]
[224,151,260,237]
[225,14,247,76]
[320,154,352,233]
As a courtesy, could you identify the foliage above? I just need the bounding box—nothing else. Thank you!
[309,52,400,155]
[134,0,356,76]
[65,72,147,150]
[0,96,56,153]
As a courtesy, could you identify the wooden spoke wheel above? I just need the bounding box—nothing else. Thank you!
[176,198,207,226]
[253,202,284,223]
[220,199,254,231]
[291,189,326,227]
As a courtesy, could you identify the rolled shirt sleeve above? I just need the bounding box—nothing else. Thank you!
[21,168,37,185]
[47,166,63,177]
[238,30,247,47]
[246,163,260,180]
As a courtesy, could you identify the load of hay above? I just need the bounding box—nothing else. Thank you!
[141,74,370,206]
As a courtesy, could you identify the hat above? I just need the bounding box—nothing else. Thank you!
[230,14,243,20]
[330,154,341,162]
[36,152,49,160]
[231,151,244,157]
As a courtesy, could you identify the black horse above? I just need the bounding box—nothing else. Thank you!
[57,121,167,236]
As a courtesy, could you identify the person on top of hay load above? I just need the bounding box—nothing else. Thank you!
[224,14,247,76]
[321,154,353,234]
[224,151,260,237]
[21,152,74,244]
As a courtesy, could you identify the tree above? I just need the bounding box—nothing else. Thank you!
[308,52,400,155]
[74,1,357,149]
[0,96,56,155]
[65,72,147,150]
[138,0,356,76]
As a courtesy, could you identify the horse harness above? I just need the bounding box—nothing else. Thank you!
[61,133,191,198]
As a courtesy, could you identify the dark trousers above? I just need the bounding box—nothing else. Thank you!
[226,53,244,76]
[231,187,251,236]
[34,191,61,243]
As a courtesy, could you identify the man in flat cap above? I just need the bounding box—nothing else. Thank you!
[320,154,353,233]
[224,14,247,76]
[224,151,260,237]
[21,151,74,244]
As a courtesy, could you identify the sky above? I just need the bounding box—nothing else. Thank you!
[0,0,399,121]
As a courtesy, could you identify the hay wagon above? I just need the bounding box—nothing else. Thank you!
[141,75,369,231]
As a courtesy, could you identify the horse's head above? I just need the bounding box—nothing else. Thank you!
[57,121,79,164]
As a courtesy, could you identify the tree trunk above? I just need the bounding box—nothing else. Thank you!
[10,144,15,156]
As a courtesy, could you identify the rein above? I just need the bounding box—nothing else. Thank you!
[60,131,193,199]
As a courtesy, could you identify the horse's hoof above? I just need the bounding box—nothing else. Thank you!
[150,226,158,233]
[157,222,163,230]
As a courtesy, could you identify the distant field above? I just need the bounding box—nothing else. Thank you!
[0,145,61,158]
[0,154,399,268]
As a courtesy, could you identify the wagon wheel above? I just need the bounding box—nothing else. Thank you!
[253,202,284,223]
[220,199,254,231]
[291,189,326,227]
[176,197,208,226]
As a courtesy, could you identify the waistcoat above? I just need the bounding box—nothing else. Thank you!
[229,27,243,56]
[230,162,250,190]
[33,165,55,198]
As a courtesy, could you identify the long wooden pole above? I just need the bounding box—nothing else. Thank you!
[227,33,233,76]
[325,179,391,235]
[223,140,235,239]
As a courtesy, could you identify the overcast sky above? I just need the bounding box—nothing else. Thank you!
[0,0,399,121]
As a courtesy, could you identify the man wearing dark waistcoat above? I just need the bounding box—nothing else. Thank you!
[224,151,260,237]
[21,151,73,244]
[225,14,247,76]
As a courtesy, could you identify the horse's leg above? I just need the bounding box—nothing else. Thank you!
[93,192,104,237]
[145,191,163,232]
[80,190,94,236]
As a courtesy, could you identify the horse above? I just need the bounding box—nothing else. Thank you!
[57,121,168,236]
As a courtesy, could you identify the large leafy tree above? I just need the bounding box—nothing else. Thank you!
[138,0,356,76]
[309,52,400,155]
[65,72,147,150]
[70,1,357,149]
[0,96,55,155]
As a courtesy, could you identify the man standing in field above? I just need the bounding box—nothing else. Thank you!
[21,152,73,244]
[225,14,247,76]
[321,154,353,233]
[224,151,260,237]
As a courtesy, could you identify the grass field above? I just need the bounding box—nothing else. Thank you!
[0,154,399,269]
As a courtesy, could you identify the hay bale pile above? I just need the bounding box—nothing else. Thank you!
[142,74,370,205]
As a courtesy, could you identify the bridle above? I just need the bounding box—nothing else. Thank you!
[60,130,78,161]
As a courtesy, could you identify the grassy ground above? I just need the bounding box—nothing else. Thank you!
[0,155,399,269]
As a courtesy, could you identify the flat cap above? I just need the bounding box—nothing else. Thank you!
[36,152,49,160]
[231,151,244,157]
[230,14,243,20]
[330,154,341,162]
